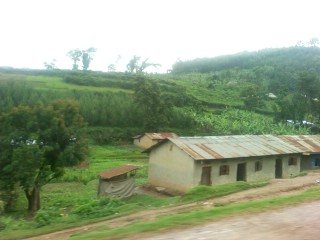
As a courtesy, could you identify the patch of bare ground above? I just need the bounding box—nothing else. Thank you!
[25,172,320,240]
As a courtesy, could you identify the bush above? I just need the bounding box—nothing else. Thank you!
[34,208,61,228]
[71,197,124,218]
[0,219,6,231]
[0,200,4,215]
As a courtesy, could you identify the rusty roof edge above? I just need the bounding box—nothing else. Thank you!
[142,138,171,153]
[145,135,320,159]
[97,164,140,179]
[192,152,301,161]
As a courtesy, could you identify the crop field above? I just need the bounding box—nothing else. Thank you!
[25,75,133,93]
[0,73,132,93]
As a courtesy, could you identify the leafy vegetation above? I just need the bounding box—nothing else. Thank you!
[0,100,88,213]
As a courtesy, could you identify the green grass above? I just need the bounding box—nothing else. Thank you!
[59,145,148,184]
[180,181,269,203]
[70,186,320,240]
[89,144,147,159]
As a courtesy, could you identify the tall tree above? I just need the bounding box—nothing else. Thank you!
[240,84,264,111]
[307,37,319,47]
[43,59,57,70]
[274,93,308,122]
[295,72,320,122]
[134,76,170,130]
[82,47,96,70]
[67,49,82,70]
[108,55,122,72]
[297,72,320,102]
[126,55,161,73]
[0,100,88,213]
[126,55,140,73]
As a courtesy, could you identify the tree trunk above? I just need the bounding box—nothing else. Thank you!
[25,187,41,214]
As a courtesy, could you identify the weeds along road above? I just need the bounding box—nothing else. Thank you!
[25,172,320,240]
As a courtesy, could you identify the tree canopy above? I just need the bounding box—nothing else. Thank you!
[67,48,96,70]
[134,76,171,131]
[0,100,88,213]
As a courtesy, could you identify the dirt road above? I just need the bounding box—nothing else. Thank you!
[26,172,320,240]
[141,200,320,240]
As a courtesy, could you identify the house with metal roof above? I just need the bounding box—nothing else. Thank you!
[133,132,178,149]
[97,165,140,198]
[145,135,320,192]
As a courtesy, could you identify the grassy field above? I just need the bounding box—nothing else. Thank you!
[60,145,148,184]
[0,72,244,109]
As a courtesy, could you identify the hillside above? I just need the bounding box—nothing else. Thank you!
[172,46,320,74]
[1,46,319,140]
[172,46,320,94]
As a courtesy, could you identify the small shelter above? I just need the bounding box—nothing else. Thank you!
[133,132,178,149]
[97,165,140,198]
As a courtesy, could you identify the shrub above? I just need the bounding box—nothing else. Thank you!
[71,197,124,218]
[0,219,6,231]
[34,208,61,228]
[0,200,4,215]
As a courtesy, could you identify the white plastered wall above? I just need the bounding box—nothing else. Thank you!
[148,141,195,192]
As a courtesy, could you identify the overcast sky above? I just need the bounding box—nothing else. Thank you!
[0,0,319,72]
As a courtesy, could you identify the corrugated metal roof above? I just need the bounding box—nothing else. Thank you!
[145,132,178,140]
[164,135,320,160]
[97,165,140,179]
[132,134,142,139]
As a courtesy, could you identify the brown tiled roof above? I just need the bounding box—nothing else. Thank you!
[97,165,140,179]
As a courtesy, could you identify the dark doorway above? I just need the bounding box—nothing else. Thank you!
[200,166,212,185]
[275,159,283,178]
[237,163,246,181]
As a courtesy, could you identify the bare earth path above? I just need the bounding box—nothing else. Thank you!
[26,172,320,240]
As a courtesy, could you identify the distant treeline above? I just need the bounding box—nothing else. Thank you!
[172,47,320,74]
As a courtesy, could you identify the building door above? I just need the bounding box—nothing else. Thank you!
[275,159,283,178]
[237,163,246,181]
[200,166,212,185]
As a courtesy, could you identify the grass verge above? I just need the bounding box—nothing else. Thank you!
[180,181,269,203]
[0,180,269,240]
[70,186,320,240]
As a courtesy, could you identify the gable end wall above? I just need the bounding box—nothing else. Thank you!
[148,142,195,192]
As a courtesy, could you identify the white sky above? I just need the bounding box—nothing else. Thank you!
[0,0,319,73]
